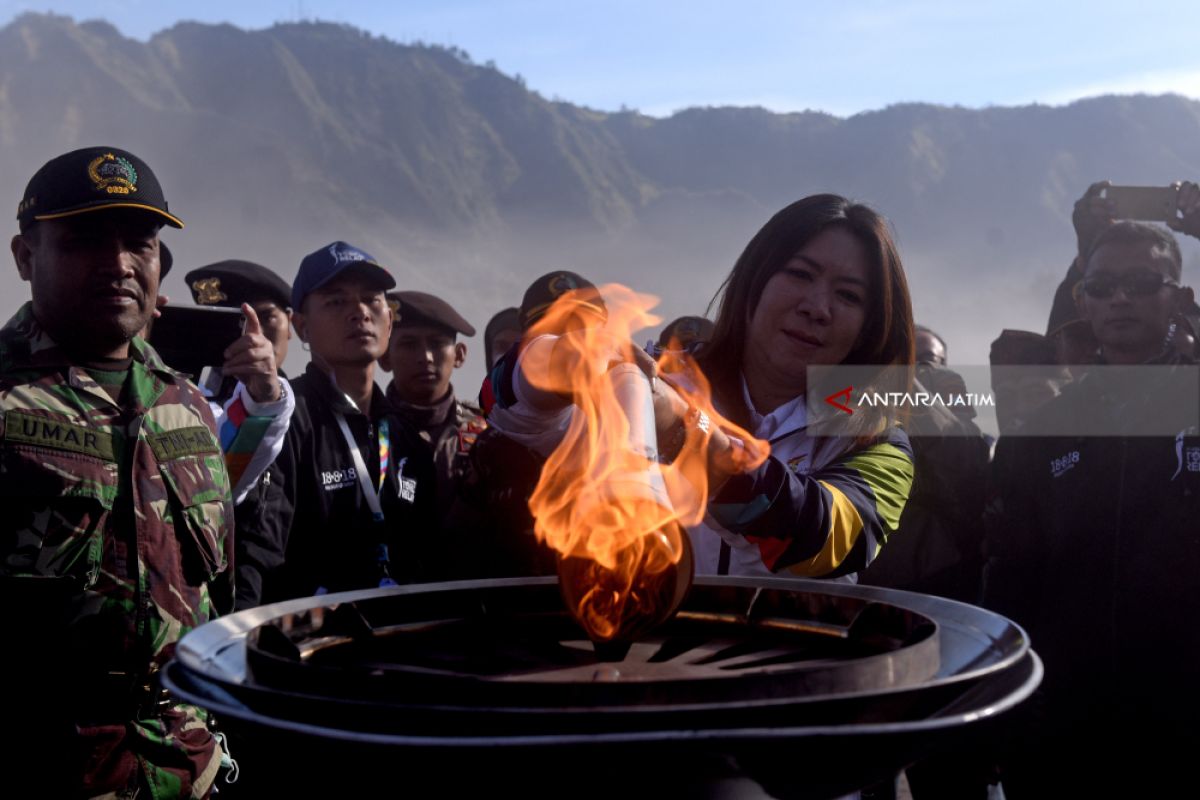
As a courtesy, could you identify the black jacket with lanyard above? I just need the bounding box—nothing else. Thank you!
[235,363,433,608]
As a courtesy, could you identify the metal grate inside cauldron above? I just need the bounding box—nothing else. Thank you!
[166,577,1040,799]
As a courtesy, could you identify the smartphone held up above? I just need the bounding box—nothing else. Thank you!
[1101,184,1179,222]
[147,305,246,381]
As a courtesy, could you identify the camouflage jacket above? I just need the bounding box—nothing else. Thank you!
[1,303,232,798]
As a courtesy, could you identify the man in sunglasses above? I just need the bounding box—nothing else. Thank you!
[1075,222,1194,364]
[984,217,1200,793]
[1046,180,1200,361]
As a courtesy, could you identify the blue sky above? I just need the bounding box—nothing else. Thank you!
[4,1,1200,116]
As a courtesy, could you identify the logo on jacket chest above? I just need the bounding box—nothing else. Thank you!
[321,460,419,502]
[1173,437,1200,480]
[396,457,417,503]
[1050,450,1080,478]
[321,466,358,491]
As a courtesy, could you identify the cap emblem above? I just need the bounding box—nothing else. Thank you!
[192,278,228,305]
[548,273,580,297]
[87,153,138,196]
[328,242,371,266]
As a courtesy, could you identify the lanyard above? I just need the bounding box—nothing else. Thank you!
[326,395,398,590]
[377,419,390,493]
[334,411,390,523]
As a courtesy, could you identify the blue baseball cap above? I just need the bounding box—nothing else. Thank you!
[292,241,396,310]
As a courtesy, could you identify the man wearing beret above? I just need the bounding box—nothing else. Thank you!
[380,291,487,563]
[185,259,294,386]
[183,259,297,504]
[4,147,229,797]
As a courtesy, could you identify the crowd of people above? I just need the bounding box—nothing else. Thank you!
[4,145,1199,798]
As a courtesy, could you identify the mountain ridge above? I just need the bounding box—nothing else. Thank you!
[2,12,1199,385]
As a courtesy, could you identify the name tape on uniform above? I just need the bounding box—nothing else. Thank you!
[4,410,116,461]
[148,427,220,461]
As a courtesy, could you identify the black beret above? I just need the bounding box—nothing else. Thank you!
[389,291,475,336]
[185,260,292,310]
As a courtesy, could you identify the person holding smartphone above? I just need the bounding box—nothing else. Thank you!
[984,220,1200,794]
[1046,179,1200,356]
[185,259,295,389]
[174,260,298,504]
[233,242,433,610]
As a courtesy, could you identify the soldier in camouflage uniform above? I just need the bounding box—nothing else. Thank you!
[4,147,231,798]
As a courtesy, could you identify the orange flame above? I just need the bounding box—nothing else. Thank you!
[522,284,768,641]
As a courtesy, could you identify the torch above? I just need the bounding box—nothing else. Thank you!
[515,284,765,649]
[554,361,695,648]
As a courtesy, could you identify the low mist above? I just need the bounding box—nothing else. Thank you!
[1,13,1198,398]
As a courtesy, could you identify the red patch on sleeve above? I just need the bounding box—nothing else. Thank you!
[226,396,247,427]
[745,534,788,571]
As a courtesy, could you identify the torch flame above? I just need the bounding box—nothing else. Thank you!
[523,284,768,642]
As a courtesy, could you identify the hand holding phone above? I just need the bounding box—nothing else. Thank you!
[221,304,282,403]
[148,305,245,381]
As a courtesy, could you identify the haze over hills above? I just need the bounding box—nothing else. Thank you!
[2,11,1199,388]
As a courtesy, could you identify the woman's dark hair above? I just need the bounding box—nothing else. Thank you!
[699,194,915,432]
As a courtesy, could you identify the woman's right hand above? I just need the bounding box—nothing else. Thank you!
[649,372,689,440]
[650,374,742,491]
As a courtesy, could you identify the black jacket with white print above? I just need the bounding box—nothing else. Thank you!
[234,362,434,609]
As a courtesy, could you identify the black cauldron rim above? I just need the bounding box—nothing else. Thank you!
[167,576,1039,739]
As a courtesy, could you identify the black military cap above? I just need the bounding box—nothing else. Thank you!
[185,260,292,310]
[519,270,606,330]
[388,291,475,336]
[658,315,715,348]
[17,146,183,231]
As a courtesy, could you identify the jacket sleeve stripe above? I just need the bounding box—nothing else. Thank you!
[843,442,913,533]
[782,481,865,576]
[719,431,914,577]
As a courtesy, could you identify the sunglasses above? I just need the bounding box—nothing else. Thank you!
[1080,271,1179,299]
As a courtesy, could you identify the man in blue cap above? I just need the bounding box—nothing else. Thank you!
[233,242,433,609]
